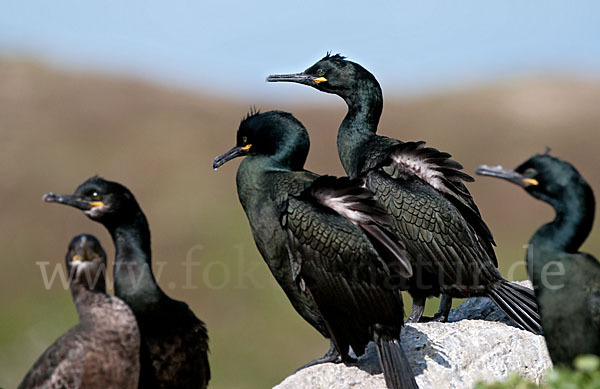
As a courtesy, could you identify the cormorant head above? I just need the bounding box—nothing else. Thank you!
[66,234,107,292]
[43,176,141,226]
[213,110,309,171]
[266,53,379,100]
[476,153,593,205]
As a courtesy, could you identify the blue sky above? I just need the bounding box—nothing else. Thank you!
[1,1,599,100]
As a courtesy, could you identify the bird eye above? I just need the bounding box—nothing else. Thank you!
[91,191,101,200]
[317,69,325,77]
[242,136,248,144]
[523,168,538,178]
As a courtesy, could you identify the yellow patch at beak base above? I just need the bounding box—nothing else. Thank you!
[522,178,539,186]
[89,201,104,208]
[72,255,82,262]
[313,77,327,84]
[242,144,252,151]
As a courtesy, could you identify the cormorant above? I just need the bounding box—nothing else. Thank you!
[267,54,541,333]
[18,234,140,389]
[43,179,210,389]
[213,110,417,389]
[476,153,600,366]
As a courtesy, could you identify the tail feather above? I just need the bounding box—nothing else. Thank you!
[374,332,418,389]
[488,281,542,334]
[500,282,539,317]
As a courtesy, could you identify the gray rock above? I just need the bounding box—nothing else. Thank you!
[274,281,552,389]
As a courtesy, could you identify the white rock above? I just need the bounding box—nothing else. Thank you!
[275,282,552,389]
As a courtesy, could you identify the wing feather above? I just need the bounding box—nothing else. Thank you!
[372,141,496,251]
[366,170,500,294]
[280,175,413,338]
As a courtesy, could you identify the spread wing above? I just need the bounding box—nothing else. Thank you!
[281,176,410,353]
[366,167,500,293]
[285,175,412,281]
[384,141,494,245]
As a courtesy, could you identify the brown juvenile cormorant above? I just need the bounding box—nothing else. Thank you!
[18,234,140,389]
[43,179,210,389]
[213,110,417,388]
[477,153,600,365]
[267,54,541,333]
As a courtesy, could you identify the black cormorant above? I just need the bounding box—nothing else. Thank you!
[43,179,210,389]
[267,54,541,333]
[213,110,417,389]
[18,234,140,389]
[477,153,600,365]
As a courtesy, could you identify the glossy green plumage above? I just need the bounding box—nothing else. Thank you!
[236,163,330,337]
[367,170,499,295]
[479,154,600,365]
[216,111,417,387]
[268,55,541,332]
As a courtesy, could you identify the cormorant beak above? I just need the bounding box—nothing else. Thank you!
[475,165,539,187]
[43,193,94,210]
[213,144,252,170]
[266,73,327,86]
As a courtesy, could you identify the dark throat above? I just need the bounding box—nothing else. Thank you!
[108,211,164,311]
[338,78,383,178]
[532,184,595,255]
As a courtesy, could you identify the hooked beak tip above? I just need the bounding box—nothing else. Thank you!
[43,193,57,203]
[212,157,225,171]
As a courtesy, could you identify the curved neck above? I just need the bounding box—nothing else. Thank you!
[531,184,595,254]
[108,211,164,310]
[337,79,383,177]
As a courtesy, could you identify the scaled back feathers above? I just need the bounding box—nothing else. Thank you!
[381,141,495,246]
[295,176,412,278]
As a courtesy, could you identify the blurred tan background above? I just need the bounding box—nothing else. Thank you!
[0,58,598,388]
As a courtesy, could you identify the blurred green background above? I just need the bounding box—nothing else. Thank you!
[0,60,598,388]
[1,1,600,388]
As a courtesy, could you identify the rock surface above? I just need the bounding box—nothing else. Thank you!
[274,282,552,389]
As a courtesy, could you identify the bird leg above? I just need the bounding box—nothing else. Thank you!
[295,340,342,372]
[406,296,426,323]
[431,294,452,322]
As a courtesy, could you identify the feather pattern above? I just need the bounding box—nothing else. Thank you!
[18,291,140,389]
[305,176,392,226]
[227,109,418,384]
[373,140,496,253]
[281,177,417,387]
[384,141,474,202]
[282,186,407,355]
[366,169,500,294]
[293,175,412,278]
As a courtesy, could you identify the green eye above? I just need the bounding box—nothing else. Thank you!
[91,192,101,200]
[317,69,325,77]
[242,136,248,144]
[523,168,537,178]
